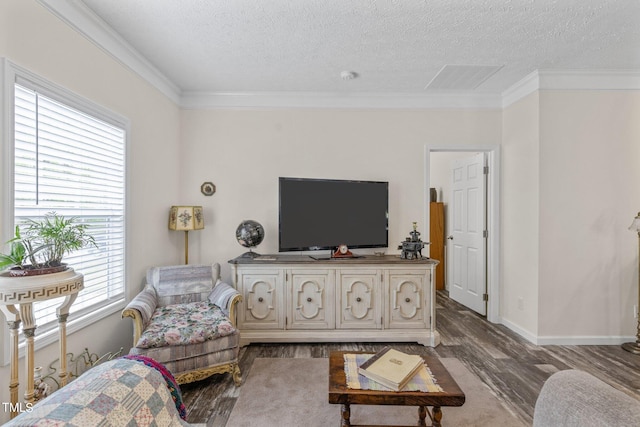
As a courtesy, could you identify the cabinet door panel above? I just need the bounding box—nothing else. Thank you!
[240,272,283,329]
[388,271,429,329]
[337,270,380,329]
[288,269,334,329]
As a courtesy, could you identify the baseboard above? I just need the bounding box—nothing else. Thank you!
[499,317,538,344]
[535,336,635,346]
[500,317,636,346]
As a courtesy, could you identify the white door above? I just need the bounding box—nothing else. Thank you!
[448,153,487,315]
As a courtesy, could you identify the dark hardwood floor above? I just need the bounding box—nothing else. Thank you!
[180,291,640,426]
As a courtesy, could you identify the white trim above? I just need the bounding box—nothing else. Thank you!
[503,69,640,107]
[424,145,501,324]
[0,59,16,260]
[486,146,501,324]
[37,0,180,105]
[535,335,636,346]
[180,91,503,110]
[537,69,640,91]
[8,59,129,129]
[500,317,636,346]
[499,317,538,345]
[0,58,16,366]
[502,70,541,108]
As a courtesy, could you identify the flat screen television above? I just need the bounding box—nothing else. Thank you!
[279,177,389,252]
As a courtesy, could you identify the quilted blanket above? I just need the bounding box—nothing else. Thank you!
[121,354,187,420]
[5,357,192,427]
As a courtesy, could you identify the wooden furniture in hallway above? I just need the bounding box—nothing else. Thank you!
[429,202,445,290]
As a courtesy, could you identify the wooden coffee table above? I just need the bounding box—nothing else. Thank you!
[328,351,465,427]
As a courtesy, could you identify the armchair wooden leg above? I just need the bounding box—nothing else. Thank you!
[232,363,242,386]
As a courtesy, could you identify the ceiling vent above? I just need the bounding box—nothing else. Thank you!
[425,65,503,90]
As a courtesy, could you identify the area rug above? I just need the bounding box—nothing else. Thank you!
[226,357,527,426]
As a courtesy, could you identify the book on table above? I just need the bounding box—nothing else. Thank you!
[358,346,425,391]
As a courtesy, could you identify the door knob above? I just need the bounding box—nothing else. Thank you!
[447,235,454,240]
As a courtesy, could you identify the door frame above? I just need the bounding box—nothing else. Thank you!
[424,145,501,323]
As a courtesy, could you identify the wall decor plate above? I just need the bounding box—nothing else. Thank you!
[201,182,216,196]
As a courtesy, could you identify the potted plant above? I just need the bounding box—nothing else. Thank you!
[0,212,97,276]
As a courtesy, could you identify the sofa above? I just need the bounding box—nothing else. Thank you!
[4,356,193,426]
[123,263,242,385]
[533,369,640,426]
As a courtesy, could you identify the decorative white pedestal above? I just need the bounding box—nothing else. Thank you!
[0,269,83,418]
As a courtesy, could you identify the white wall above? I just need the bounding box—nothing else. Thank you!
[500,89,640,344]
[501,92,541,339]
[538,90,640,341]
[0,1,181,421]
[180,108,502,281]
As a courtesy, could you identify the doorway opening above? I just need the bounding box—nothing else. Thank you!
[425,146,501,323]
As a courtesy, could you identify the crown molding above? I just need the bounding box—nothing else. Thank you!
[538,69,640,90]
[180,91,503,110]
[36,1,640,110]
[501,71,541,108]
[37,0,181,105]
[502,69,640,107]
[183,70,640,109]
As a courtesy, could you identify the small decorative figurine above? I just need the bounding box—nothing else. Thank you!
[398,222,429,260]
[33,366,51,402]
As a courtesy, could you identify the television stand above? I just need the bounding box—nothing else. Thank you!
[228,254,440,347]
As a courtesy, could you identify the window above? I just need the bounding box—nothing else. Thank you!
[8,70,126,341]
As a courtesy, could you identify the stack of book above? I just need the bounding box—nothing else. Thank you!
[358,346,424,391]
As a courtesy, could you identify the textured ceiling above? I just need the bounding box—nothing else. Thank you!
[78,0,640,95]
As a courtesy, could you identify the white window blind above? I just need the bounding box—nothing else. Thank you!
[13,82,125,336]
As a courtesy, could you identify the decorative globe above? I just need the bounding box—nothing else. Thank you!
[235,220,264,257]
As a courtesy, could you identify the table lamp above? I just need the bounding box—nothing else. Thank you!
[169,206,204,264]
[623,212,640,354]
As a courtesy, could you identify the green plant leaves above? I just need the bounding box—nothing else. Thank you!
[0,212,97,271]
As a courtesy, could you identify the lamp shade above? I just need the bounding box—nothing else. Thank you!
[629,212,640,233]
[169,206,204,231]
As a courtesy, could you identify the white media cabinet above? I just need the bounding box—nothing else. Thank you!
[228,255,440,347]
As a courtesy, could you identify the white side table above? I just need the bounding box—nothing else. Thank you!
[0,268,83,418]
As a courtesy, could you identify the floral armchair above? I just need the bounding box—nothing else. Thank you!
[122,263,242,385]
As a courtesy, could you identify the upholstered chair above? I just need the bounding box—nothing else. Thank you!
[122,263,242,385]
